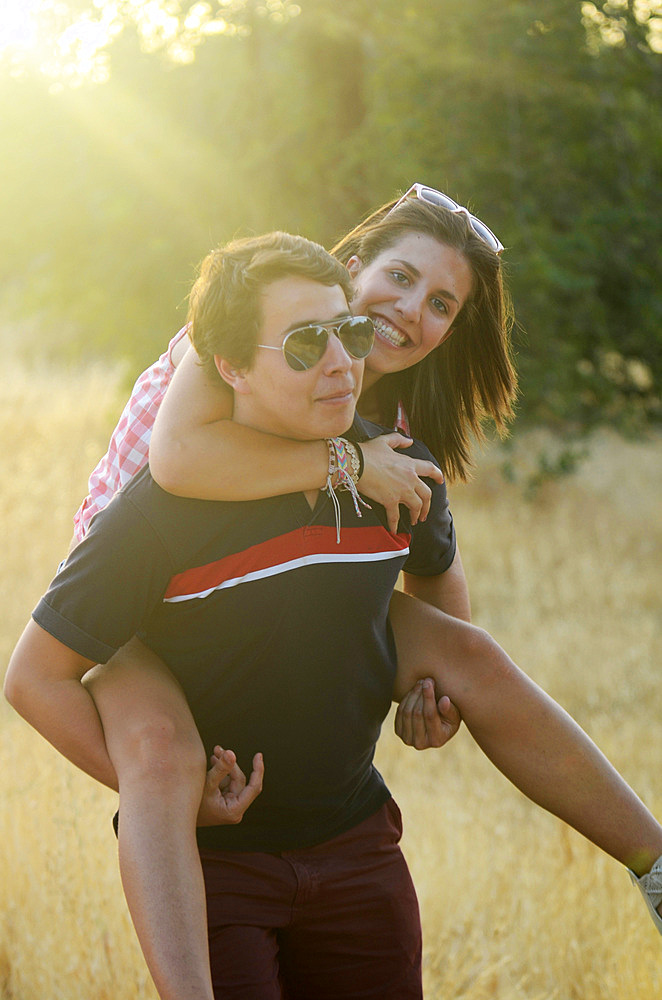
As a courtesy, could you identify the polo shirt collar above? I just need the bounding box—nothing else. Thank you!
[347,413,389,444]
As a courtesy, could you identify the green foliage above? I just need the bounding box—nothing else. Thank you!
[1,0,660,431]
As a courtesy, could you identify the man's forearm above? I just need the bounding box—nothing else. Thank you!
[4,620,119,791]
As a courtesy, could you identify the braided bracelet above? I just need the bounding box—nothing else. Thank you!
[326,437,364,487]
[325,437,371,541]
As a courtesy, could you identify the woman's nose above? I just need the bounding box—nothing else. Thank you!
[395,288,423,323]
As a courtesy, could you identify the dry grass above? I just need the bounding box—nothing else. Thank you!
[1,360,661,999]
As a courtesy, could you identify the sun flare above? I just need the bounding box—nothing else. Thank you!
[0,0,43,54]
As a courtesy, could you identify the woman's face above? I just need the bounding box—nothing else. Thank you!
[348,232,473,382]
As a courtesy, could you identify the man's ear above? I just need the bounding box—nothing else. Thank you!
[214,356,251,394]
[346,255,363,280]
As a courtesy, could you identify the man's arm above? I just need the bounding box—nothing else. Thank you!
[400,546,471,622]
[390,549,469,749]
[391,468,470,748]
[4,619,118,791]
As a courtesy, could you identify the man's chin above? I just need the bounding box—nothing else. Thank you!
[292,416,355,443]
[323,413,356,439]
[300,397,356,440]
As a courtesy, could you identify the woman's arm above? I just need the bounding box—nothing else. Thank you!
[149,347,329,499]
[149,346,445,529]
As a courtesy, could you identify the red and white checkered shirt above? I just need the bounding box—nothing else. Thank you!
[73,327,188,541]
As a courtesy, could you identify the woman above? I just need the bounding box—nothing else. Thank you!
[75,186,660,999]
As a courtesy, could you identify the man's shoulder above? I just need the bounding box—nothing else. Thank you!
[119,465,210,514]
[119,463,180,497]
[98,465,229,555]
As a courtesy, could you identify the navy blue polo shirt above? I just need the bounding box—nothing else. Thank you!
[33,417,456,852]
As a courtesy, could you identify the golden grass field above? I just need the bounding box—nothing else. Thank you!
[1,359,661,999]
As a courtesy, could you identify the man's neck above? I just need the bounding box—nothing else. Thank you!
[356,379,380,424]
[303,489,319,511]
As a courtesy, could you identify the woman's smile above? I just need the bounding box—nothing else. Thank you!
[348,232,474,379]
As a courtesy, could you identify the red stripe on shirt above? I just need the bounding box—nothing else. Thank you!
[164,525,410,602]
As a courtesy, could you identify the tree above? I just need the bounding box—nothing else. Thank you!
[1,0,660,430]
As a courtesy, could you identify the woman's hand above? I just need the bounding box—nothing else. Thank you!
[358,433,445,533]
[394,678,462,750]
[196,747,264,826]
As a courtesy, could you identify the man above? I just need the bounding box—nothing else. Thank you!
[5,232,460,999]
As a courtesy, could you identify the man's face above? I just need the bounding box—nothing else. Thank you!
[231,277,364,441]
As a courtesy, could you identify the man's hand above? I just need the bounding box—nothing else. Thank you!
[394,678,462,749]
[196,747,264,826]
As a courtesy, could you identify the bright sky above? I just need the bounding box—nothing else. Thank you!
[0,1,242,84]
[0,1,136,85]
[0,0,43,53]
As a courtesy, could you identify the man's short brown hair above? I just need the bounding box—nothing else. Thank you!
[188,231,352,378]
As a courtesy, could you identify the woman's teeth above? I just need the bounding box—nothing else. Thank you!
[373,318,408,347]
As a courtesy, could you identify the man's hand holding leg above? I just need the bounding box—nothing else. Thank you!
[395,678,462,750]
[197,748,264,826]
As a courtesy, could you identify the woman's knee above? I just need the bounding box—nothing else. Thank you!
[88,665,207,784]
[114,710,207,785]
[82,642,205,781]
[451,621,519,690]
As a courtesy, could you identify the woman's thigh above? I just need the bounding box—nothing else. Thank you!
[388,587,499,706]
[389,588,465,700]
[82,636,203,770]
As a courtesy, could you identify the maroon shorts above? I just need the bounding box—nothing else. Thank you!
[200,798,422,1000]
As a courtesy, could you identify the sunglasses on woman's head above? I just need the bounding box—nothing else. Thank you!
[390,183,504,254]
[256,315,375,372]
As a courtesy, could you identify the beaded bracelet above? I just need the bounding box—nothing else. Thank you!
[354,440,365,480]
[340,438,360,484]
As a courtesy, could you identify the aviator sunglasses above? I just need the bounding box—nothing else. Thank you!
[391,183,504,254]
[256,315,375,372]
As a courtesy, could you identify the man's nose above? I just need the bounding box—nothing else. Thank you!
[321,331,353,373]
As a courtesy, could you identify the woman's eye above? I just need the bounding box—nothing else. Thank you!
[431,296,449,315]
[389,270,409,285]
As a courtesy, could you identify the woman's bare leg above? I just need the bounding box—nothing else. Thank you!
[83,638,215,1000]
[389,589,662,880]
